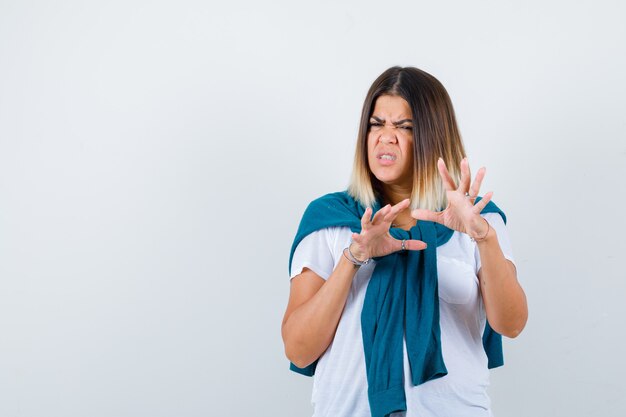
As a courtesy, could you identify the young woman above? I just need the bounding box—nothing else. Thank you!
[281,66,527,417]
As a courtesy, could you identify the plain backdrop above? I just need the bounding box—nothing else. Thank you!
[1,0,625,416]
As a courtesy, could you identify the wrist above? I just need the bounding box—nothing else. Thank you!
[470,217,492,243]
[343,243,371,267]
[348,243,368,262]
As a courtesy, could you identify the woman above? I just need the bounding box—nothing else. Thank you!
[281,66,527,417]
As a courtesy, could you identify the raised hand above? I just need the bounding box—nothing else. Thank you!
[349,199,427,261]
[411,158,492,240]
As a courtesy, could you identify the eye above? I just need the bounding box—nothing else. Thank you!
[369,121,383,128]
[399,125,413,131]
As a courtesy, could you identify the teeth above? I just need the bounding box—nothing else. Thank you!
[380,154,396,161]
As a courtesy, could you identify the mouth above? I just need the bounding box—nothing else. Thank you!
[377,152,397,161]
[377,152,397,162]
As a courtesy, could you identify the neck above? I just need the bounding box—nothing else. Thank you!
[382,183,412,206]
[382,183,415,230]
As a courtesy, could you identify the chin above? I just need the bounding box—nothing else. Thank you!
[372,170,404,185]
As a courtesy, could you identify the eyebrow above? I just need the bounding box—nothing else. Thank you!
[370,116,413,125]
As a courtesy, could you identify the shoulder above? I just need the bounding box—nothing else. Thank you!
[296,226,350,250]
[478,198,507,224]
[303,191,356,215]
[298,191,363,231]
[290,226,351,279]
[482,212,507,227]
[289,191,359,271]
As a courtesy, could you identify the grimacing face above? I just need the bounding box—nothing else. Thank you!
[367,95,414,189]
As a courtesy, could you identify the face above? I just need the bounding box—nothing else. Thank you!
[367,95,414,189]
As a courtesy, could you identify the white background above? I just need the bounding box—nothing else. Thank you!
[1,0,625,416]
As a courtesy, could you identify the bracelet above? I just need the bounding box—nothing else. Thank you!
[343,244,372,267]
[470,218,490,243]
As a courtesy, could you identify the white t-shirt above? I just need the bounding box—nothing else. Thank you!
[289,213,516,417]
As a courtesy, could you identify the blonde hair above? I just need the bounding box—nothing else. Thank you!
[348,67,466,211]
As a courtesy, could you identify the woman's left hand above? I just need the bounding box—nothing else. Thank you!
[411,157,492,239]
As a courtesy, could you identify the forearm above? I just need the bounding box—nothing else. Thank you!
[476,226,528,338]
[282,256,359,368]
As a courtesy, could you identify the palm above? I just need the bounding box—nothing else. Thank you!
[411,158,492,238]
[366,231,405,259]
[350,199,427,260]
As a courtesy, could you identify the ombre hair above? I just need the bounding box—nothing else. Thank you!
[348,66,466,211]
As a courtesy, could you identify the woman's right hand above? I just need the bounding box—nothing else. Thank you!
[349,199,427,261]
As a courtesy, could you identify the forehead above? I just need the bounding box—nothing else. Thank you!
[371,95,412,119]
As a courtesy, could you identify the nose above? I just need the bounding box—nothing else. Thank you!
[378,126,398,144]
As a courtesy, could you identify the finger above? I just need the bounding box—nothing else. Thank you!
[383,199,411,223]
[437,158,456,191]
[402,239,427,251]
[459,157,471,193]
[372,204,391,226]
[391,198,411,213]
[411,208,443,224]
[361,207,372,230]
[472,191,493,214]
[468,167,486,200]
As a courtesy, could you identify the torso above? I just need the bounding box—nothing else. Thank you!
[289,213,515,417]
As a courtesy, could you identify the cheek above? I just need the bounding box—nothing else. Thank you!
[404,143,413,159]
[367,136,377,158]
[403,136,414,154]
[401,139,414,169]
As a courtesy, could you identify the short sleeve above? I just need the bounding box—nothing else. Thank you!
[290,228,337,281]
[475,212,516,273]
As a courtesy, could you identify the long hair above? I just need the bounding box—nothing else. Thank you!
[347,66,466,211]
